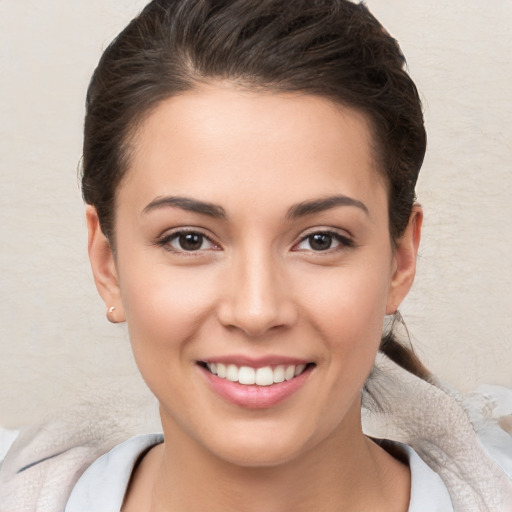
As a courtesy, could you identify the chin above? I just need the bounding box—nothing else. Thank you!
[194,415,328,469]
[209,436,310,469]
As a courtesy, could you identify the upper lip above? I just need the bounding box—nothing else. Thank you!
[199,355,312,368]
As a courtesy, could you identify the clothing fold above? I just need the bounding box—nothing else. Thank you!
[362,352,512,511]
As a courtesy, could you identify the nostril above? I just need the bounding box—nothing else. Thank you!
[216,299,298,338]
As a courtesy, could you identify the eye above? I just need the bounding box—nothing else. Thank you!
[294,231,352,252]
[160,231,219,252]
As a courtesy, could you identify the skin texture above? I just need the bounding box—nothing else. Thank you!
[87,84,422,511]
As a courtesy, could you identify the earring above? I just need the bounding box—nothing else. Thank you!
[107,306,117,323]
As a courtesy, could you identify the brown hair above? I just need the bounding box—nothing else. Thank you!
[82,0,429,379]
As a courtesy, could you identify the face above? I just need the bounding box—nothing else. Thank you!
[88,84,420,467]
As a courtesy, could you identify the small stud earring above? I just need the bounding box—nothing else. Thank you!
[107,306,116,323]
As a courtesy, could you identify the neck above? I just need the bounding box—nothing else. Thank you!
[140,404,410,512]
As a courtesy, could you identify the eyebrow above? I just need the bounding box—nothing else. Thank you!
[141,194,368,220]
[142,196,227,218]
[286,195,369,219]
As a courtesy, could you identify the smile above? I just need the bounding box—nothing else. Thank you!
[199,360,315,408]
[204,363,309,386]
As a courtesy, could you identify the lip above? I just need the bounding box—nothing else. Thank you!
[199,359,314,409]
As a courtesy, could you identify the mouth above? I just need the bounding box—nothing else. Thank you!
[198,361,315,386]
[198,359,315,408]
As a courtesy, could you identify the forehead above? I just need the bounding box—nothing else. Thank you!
[119,84,387,216]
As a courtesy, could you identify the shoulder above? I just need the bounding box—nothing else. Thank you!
[0,422,162,512]
[389,441,454,512]
[65,433,163,512]
[0,404,137,512]
[363,353,512,511]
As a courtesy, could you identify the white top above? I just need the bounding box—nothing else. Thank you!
[64,433,453,512]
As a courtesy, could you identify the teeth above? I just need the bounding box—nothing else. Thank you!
[255,367,273,386]
[239,366,256,385]
[294,364,306,376]
[226,364,238,382]
[217,363,226,378]
[273,365,285,383]
[285,365,295,381]
[205,362,308,386]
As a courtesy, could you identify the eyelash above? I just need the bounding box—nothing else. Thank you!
[292,230,354,253]
[155,229,220,254]
[155,228,354,254]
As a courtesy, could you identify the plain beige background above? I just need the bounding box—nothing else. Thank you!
[0,1,511,429]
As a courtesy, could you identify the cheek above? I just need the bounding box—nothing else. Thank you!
[116,262,225,419]
[301,263,391,349]
[277,264,393,445]
[116,252,218,364]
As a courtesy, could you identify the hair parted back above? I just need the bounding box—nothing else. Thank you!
[82,0,429,379]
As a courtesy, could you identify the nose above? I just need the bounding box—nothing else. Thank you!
[216,249,298,337]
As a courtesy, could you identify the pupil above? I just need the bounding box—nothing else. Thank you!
[310,233,332,251]
[179,233,203,251]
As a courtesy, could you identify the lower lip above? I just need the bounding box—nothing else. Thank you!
[201,366,313,409]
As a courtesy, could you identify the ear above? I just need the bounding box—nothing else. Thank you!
[86,206,126,323]
[386,205,423,315]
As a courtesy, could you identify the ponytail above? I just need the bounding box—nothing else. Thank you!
[379,313,430,381]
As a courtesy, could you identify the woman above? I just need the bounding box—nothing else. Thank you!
[1,1,511,510]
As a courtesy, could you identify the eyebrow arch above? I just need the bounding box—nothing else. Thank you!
[142,196,227,218]
[286,195,369,219]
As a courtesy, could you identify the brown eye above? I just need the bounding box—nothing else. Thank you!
[308,233,334,251]
[179,233,204,250]
[164,231,217,252]
[294,231,352,252]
